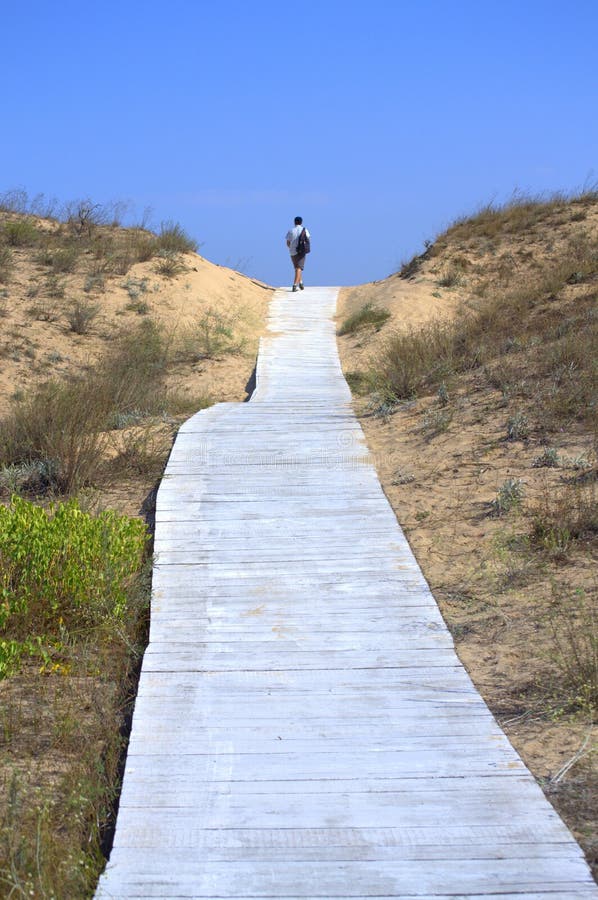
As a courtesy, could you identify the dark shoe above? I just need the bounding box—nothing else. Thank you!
[292,285,297,292]
[299,282,304,290]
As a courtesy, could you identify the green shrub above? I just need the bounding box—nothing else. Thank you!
[2,220,39,247]
[338,303,391,335]
[0,496,147,676]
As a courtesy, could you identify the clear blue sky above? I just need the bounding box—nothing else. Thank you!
[2,0,597,286]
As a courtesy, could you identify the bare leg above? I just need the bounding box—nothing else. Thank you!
[294,265,302,285]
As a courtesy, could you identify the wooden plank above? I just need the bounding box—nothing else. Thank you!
[95,286,597,898]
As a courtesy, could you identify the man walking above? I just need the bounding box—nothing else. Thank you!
[285,216,310,292]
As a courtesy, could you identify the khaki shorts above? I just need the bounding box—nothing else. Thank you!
[291,253,306,270]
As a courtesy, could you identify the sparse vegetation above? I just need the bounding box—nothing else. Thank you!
[546,586,597,710]
[338,302,391,335]
[345,370,371,395]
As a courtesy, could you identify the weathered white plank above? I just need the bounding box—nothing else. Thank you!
[95,286,597,898]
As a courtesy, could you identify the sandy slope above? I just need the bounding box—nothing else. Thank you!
[0,250,272,417]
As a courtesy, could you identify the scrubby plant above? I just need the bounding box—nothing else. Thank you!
[0,459,60,496]
[374,320,457,399]
[546,585,597,709]
[67,299,100,334]
[530,483,597,555]
[532,447,560,468]
[399,251,426,279]
[84,273,106,293]
[437,266,462,288]
[391,468,415,485]
[338,302,391,335]
[123,276,148,300]
[155,220,198,254]
[420,408,452,437]
[50,245,80,273]
[506,411,530,441]
[27,298,61,322]
[367,392,401,421]
[490,478,525,516]
[65,199,107,237]
[154,249,185,278]
[179,308,243,360]
[0,245,13,283]
[2,219,39,247]
[345,370,371,395]
[45,273,66,298]
[437,382,449,406]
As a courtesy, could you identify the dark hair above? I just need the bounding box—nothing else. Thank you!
[294,216,303,225]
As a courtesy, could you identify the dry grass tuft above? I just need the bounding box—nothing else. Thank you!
[338,303,391,336]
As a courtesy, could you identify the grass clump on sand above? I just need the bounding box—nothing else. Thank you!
[154,220,198,254]
[338,302,391,336]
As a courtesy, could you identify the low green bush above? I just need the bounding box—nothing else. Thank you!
[2,219,39,247]
[0,496,148,677]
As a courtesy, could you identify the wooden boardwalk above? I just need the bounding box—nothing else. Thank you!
[97,287,597,899]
